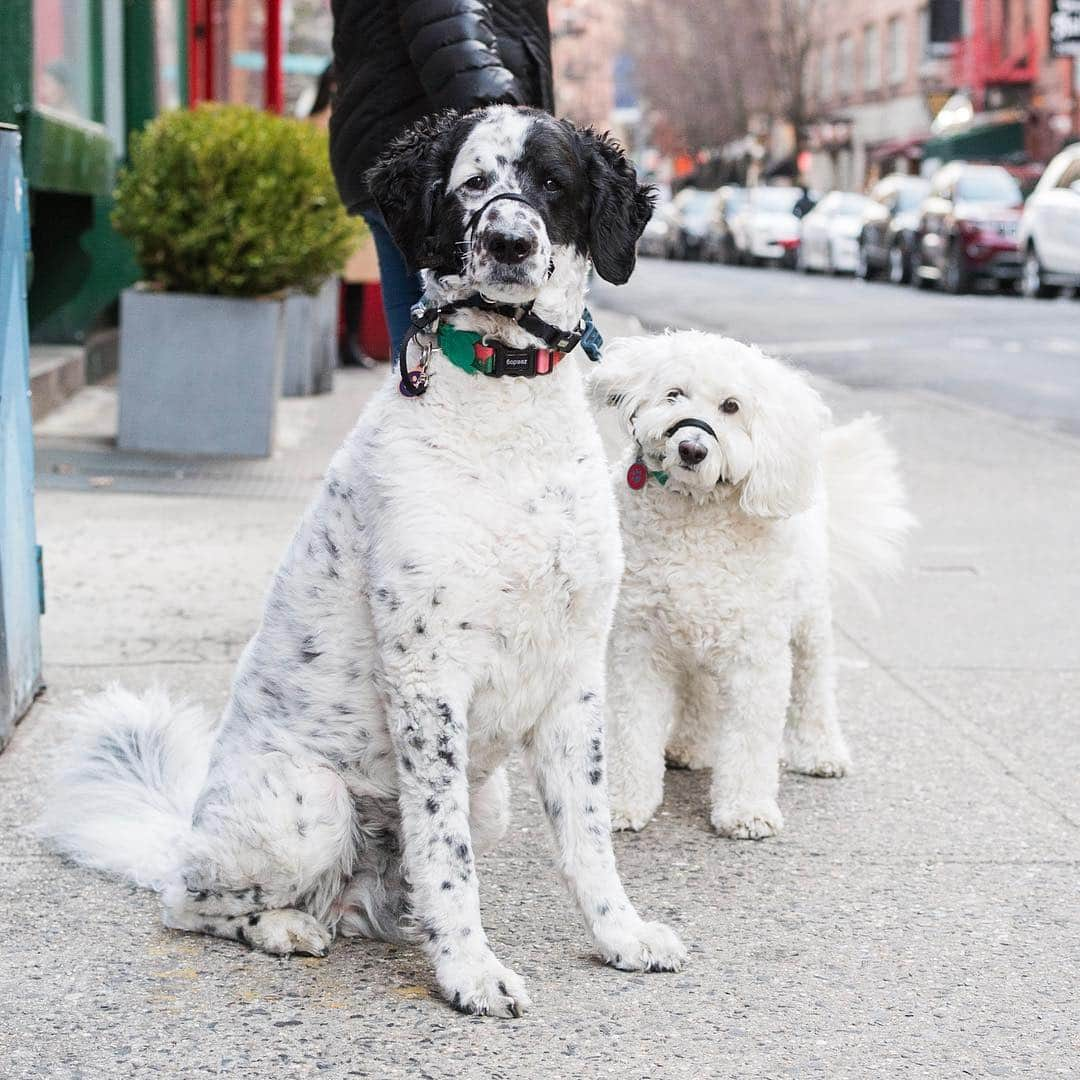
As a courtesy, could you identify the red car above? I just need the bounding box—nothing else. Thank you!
[912,163,1024,293]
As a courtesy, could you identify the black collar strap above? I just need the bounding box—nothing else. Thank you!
[397,295,603,397]
[465,192,540,236]
[664,418,718,441]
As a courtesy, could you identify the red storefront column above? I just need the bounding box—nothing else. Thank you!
[264,0,284,114]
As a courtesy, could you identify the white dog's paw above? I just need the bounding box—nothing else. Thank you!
[437,953,531,1018]
[610,808,654,832]
[711,799,784,840]
[245,909,332,957]
[783,745,852,778]
[664,744,711,771]
[595,919,687,973]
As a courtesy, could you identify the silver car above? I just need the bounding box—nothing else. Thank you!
[1018,145,1080,298]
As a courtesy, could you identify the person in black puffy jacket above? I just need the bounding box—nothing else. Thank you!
[329,0,555,353]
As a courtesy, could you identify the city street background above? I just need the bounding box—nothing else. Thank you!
[594,258,1080,434]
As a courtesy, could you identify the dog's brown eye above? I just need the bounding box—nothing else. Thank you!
[464,174,488,192]
[666,388,684,402]
[543,177,561,192]
[721,398,740,414]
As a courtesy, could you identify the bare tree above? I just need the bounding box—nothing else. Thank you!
[623,0,820,158]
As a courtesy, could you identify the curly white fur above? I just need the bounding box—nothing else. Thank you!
[38,107,684,1020]
[590,331,914,838]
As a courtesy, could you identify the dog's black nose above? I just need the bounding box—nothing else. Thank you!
[483,229,537,265]
[679,440,707,465]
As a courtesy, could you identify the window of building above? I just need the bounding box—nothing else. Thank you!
[887,15,907,85]
[838,34,854,98]
[820,42,832,102]
[864,24,881,91]
[33,0,94,124]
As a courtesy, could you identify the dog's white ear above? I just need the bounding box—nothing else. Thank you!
[586,336,655,428]
[739,354,830,519]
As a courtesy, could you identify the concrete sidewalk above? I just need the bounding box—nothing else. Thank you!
[0,310,1076,1078]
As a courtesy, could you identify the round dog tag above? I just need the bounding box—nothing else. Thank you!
[626,461,648,490]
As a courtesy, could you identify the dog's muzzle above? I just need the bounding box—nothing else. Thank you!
[467,192,544,268]
[666,418,717,470]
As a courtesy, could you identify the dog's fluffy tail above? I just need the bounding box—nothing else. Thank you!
[823,415,915,598]
[38,685,215,892]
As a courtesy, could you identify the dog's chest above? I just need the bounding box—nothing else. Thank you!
[617,490,797,651]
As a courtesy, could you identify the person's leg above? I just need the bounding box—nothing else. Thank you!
[360,211,422,357]
[339,283,375,368]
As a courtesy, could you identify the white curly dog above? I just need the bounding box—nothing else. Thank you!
[591,331,913,839]
[39,106,685,1019]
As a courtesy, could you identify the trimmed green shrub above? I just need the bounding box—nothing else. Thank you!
[113,104,362,298]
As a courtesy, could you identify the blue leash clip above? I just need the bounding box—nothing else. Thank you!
[579,308,604,363]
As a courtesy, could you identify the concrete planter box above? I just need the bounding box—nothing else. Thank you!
[282,277,338,397]
[118,288,285,458]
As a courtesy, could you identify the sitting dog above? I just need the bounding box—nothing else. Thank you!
[590,331,913,838]
[40,106,686,1018]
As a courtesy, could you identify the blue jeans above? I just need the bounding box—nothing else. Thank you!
[361,210,423,358]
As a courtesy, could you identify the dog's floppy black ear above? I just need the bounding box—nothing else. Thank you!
[574,126,655,285]
[364,110,462,268]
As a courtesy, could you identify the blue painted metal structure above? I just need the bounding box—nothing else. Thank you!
[0,124,43,746]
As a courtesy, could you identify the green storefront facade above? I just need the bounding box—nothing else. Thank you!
[0,0,186,343]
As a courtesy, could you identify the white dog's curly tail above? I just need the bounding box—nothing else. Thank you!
[823,415,915,599]
[38,685,215,892]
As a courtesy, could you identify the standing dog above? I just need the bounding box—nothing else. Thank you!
[41,107,686,1018]
[591,331,913,838]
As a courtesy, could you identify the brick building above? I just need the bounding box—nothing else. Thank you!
[805,1,953,191]
[805,0,1080,192]
[550,0,623,130]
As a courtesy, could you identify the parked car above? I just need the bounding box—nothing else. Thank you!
[856,174,931,283]
[912,163,1024,293]
[666,187,719,260]
[730,186,802,267]
[705,185,749,263]
[1017,144,1080,298]
[797,191,873,274]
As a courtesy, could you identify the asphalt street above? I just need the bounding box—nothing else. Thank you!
[592,257,1080,435]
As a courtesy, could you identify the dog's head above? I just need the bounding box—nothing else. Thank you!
[592,331,830,517]
[365,106,654,304]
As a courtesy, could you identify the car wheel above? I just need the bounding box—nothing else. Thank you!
[1021,247,1059,299]
[855,242,874,280]
[888,244,908,285]
[910,246,933,289]
[943,242,971,295]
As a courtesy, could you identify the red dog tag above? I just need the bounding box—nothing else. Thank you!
[626,461,648,490]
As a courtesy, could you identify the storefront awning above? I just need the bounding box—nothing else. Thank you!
[922,119,1025,164]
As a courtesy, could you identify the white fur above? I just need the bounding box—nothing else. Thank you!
[590,331,914,838]
[38,108,684,1020]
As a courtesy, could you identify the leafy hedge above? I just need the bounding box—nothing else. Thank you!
[113,104,362,298]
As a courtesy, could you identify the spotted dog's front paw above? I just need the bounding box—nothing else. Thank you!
[595,919,687,973]
[244,909,332,957]
[711,799,784,840]
[437,952,531,1018]
[609,792,661,833]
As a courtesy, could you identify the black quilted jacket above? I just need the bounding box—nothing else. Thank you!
[330,0,554,213]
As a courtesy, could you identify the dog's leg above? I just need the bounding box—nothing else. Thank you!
[666,671,718,771]
[709,639,792,839]
[160,754,352,957]
[386,679,530,1018]
[605,631,675,831]
[526,671,687,974]
[783,605,851,777]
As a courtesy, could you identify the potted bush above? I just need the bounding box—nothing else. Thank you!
[112,104,361,456]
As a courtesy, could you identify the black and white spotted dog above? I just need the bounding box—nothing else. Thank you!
[41,106,685,1018]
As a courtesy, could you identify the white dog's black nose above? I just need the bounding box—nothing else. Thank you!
[679,440,708,466]
[483,228,538,265]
